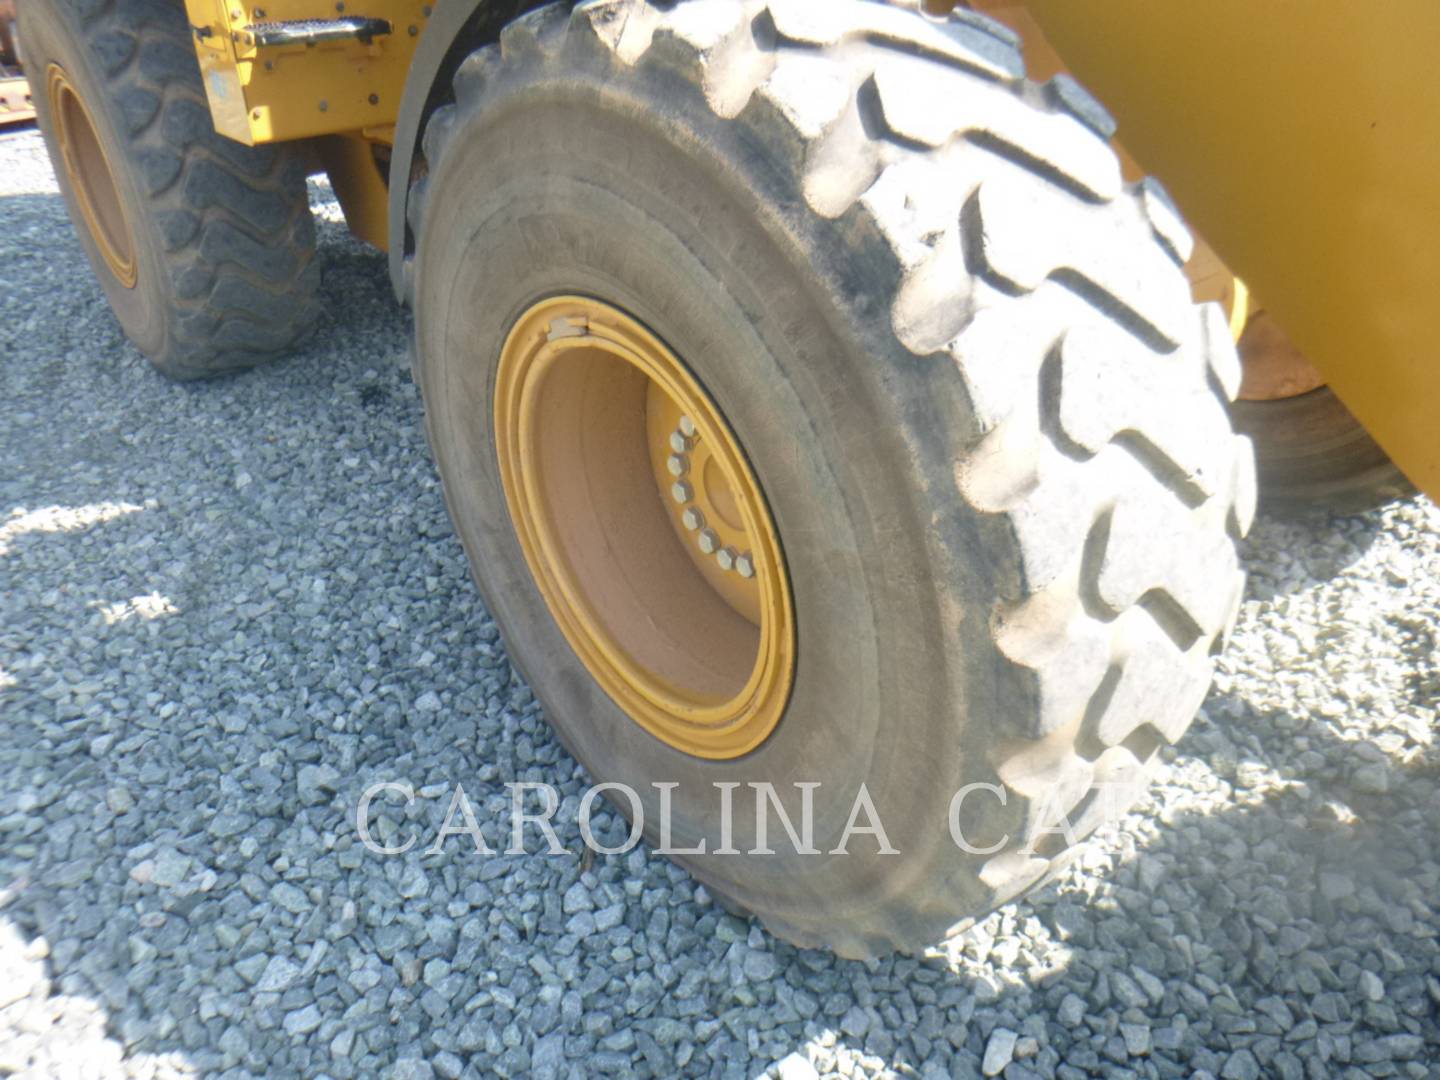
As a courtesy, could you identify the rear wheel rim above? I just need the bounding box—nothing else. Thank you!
[1237,310,1326,401]
[494,296,795,759]
[46,63,137,289]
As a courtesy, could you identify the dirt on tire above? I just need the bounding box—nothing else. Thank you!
[408,0,1257,958]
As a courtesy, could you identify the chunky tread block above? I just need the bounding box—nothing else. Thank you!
[30,0,318,378]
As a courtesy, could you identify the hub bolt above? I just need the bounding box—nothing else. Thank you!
[669,431,693,454]
[666,454,689,478]
[716,547,737,572]
[735,553,755,579]
[678,415,697,438]
[697,528,719,555]
[671,481,693,504]
[681,507,705,531]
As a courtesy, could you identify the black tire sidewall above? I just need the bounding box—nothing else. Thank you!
[415,84,1005,926]
[23,0,173,359]
[1232,388,1415,513]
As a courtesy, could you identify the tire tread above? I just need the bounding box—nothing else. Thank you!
[414,0,1255,957]
[60,1,319,377]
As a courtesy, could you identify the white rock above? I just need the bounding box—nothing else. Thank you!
[255,954,302,993]
[983,1028,1018,1077]
[776,1052,820,1080]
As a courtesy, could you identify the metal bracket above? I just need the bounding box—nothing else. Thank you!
[242,16,391,48]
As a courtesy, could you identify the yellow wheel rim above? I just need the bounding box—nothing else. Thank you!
[46,63,138,289]
[495,296,795,759]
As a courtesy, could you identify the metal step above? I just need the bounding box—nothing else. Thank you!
[242,16,391,48]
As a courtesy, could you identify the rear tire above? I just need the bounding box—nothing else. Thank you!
[1232,388,1416,516]
[411,0,1255,957]
[20,0,319,379]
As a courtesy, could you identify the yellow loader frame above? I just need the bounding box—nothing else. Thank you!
[180,0,1440,501]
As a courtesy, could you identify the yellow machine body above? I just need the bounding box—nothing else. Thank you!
[180,0,1439,500]
[1019,0,1440,501]
[180,0,426,145]
[313,133,391,249]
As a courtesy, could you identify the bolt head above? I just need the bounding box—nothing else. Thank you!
[666,454,688,478]
[671,481,693,504]
[716,547,736,572]
[678,415,698,438]
[735,554,755,579]
[681,507,705,531]
[697,528,719,554]
[669,431,693,454]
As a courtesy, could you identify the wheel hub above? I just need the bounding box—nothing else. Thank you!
[646,384,761,625]
[494,296,794,759]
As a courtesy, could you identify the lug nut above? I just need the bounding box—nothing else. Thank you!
[716,546,737,572]
[671,480,693,504]
[666,454,688,477]
[735,553,755,579]
[697,528,719,554]
[681,507,705,531]
[678,415,697,438]
[669,430,693,453]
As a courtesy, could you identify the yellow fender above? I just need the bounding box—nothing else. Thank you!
[1023,0,1440,501]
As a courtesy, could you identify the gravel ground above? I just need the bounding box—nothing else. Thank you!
[3,123,1439,1080]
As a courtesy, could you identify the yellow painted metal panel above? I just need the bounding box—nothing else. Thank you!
[316,133,390,249]
[1022,1,1440,500]
[182,0,427,145]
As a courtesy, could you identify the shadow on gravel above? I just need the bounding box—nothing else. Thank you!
[1048,686,1440,1077]
[830,676,1438,1075]
[308,247,409,355]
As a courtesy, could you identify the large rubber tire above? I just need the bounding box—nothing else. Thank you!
[1232,388,1416,516]
[410,0,1256,958]
[20,0,319,379]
